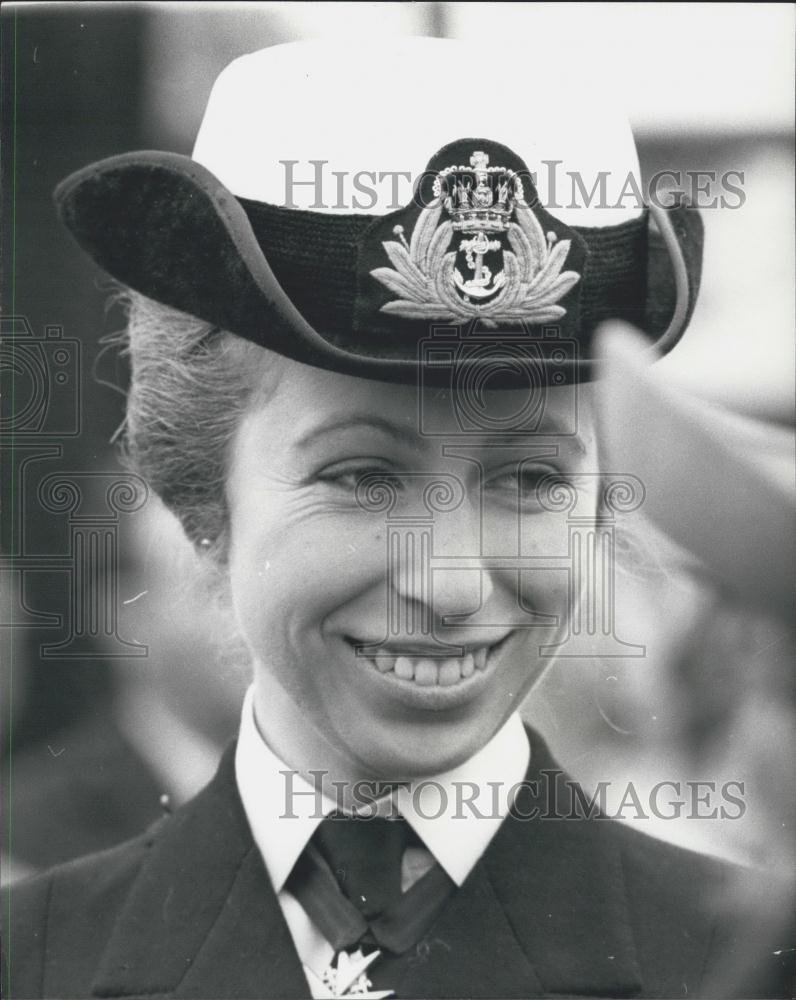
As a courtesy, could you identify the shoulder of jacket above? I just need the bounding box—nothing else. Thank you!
[3,818,170,941]
[2,816,171,999]
[14,811,172,895]
[612,821,738,890]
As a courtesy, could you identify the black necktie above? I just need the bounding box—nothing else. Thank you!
[285,811,456,957]
[312,814,410,919]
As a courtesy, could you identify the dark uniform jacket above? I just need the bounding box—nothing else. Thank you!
[2,730,788,999]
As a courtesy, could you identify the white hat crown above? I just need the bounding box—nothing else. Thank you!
[192,37,642,227]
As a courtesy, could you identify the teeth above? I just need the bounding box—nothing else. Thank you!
[438,658,462,686]
[369,647,489,686]
[414,660,439,686]
[394,657,415,680]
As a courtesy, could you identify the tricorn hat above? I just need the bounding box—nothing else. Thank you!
[55,37,703,386]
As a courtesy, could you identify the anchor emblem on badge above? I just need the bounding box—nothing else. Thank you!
[452,151,506,301]
[455,229,504,300]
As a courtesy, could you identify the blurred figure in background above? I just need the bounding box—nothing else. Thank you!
[113,499,248,804]
[598,328,794,996]
[3,499,245,881]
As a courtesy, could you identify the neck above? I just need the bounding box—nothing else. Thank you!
[250,676,389,810]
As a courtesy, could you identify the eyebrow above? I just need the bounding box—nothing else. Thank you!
[295,416,414,450]
[295,414,587,455]
[472,431,587,456]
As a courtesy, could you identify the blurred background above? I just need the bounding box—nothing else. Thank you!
[1,6,793,962]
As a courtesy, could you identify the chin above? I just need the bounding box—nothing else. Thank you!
[345,711,499,781]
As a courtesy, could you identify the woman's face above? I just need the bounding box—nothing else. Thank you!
[227,360,599,781]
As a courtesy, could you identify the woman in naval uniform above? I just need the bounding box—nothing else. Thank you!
[4,36,787,1000]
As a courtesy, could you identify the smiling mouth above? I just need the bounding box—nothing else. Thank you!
[345,634,512,688]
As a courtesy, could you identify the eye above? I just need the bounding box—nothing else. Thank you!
[316,460,400,494]
[483,463,560,509]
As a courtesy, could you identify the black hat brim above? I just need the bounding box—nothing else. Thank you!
[54,150,703,386]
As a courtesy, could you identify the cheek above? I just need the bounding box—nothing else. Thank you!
[515,506,596,617]
[227,497,387,642]
[225,491,301,645]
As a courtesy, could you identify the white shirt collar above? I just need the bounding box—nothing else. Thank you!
[235,685,530,891]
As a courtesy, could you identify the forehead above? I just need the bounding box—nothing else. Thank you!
[246,357,594,449]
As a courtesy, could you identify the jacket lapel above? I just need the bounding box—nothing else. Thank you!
[482,739,644,996]
[91,745,309,999]
[387,858,544,998]
[92,731,643,999]
[396,728,643,999]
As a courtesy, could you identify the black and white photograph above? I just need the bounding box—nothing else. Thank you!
[1,3,794,998]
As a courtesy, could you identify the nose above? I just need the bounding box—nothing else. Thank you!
[390,497,494,624]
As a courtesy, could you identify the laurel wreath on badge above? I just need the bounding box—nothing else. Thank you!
[370,151,581,328]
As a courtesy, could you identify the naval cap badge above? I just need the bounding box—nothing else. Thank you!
[370,149,582,328]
